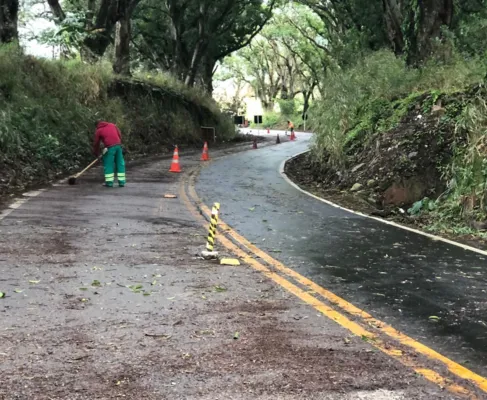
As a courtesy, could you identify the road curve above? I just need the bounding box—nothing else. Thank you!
[195,133,487,377]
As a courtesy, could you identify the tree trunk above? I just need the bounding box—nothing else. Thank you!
[201,56,216,94]
[302,90,312,121]
[0,0,18,43]
[113,15,131,75]
[183,1,208,86]
[382,0,405,54]
[184,41,204,86]
[46,0,65,21]
[166,0,187,79]
[405,0,454,65]
[81,0,119,62]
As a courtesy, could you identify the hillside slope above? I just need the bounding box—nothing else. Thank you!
[287,84,487,241]
[0,46,233,196]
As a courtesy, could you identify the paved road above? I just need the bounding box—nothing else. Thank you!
[0,144,448,399]
[196,133,487,377]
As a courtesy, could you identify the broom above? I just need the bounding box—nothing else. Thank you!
[68,157,101,185]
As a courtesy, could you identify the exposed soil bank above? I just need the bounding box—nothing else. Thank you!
[286,86,487,250]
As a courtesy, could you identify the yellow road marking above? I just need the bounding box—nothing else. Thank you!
[181,179,484,398]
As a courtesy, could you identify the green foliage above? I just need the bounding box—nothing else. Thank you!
[132,0,277,86]
[218,3,325,110]
[408,197,436,216]
[0,44,233,190]
[310,49,486,167]
[431,93,487,223]
[263,112,280,128]
[278,99,295,117]
[37,12,88,53]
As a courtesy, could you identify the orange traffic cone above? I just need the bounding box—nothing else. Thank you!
[201,142,210,161]
[252,138,258,149]
[169,146,181,173]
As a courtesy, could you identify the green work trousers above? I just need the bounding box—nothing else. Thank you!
[103,145,126,187]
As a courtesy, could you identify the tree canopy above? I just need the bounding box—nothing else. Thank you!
[1,0,486,92]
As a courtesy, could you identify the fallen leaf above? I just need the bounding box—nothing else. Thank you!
[429,316,440,321]
[220,258,240,266]
[343,337,351,345]
[81,298,88,303]
[249,207,255,211]
[233,332,240,340]
[164,194,177,199]
[14,289,23,293]
[214,285,227,292]
[79,288,88,291]
[28,280,40,284]
[0,292,5,298]
[143,292,151,297]
[91,280,101,287]
[167,297,176,300]
[151,280,157,286]
[145,333,171,339]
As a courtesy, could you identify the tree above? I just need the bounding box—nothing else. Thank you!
[298,0,456,66]
[132,0,278,90]
[45,0,141,67]
[220,4,326,114]
[0,0,19,43]
[403,0,454,65]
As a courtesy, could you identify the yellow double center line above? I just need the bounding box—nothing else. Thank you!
[180,172,487,399]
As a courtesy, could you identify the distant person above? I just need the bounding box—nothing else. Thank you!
[93,120,126,188]
[287,120,295,136]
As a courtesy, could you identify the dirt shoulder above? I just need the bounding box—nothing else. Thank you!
[0,144,456,399]
[285,152,487,251]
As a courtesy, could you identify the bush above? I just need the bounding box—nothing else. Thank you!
[310,49,486,168]
[263,112,280,128]
[278,99,296,117]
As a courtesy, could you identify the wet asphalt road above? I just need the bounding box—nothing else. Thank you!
[196,133,487,376]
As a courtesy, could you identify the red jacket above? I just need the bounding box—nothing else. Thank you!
[93,122,122,155]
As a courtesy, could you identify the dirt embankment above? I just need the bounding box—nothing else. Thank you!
[286,86,487,247]
[0,50,234,201]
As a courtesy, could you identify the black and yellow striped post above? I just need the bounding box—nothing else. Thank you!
[206,202,220,253]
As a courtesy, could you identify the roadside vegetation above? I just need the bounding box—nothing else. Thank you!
[1,0,278,195]
[0,45,233,196]
[220,1,487,238]
[3,0,487,237]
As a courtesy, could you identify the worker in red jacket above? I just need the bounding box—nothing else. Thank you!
[93,121,126,187]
